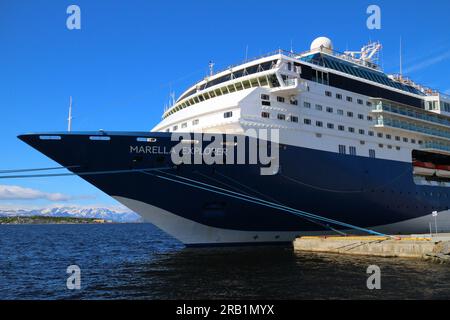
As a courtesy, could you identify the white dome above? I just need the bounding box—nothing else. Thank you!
[310,37,333,51]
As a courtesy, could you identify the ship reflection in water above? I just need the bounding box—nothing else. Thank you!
[1,223,449,300]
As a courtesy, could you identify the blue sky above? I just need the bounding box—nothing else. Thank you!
[1,0,450,210]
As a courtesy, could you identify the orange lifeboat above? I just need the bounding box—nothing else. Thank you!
[436,164,450,178]
[413,161,436,176]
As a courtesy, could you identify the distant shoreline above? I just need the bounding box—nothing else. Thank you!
[0,216,115,225]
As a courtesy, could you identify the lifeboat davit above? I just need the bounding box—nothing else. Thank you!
[413,161,436,176]
[436,165,450,178]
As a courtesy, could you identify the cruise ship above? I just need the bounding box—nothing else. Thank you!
[19,37,450,246]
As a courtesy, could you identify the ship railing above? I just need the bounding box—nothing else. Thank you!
[376,117,450,140]
[421,142,450,152]
[211,49,296,77]
[373,101,450,127]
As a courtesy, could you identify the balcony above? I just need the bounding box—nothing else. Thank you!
[374,117,450,141]
[420,142,450,156]
[372,100,450,128]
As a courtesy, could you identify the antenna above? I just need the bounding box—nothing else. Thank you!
[399,36,403,76]
[290,39,293,53]
[208,61,215,77]
[170,91,176,107]
[67,96,73,132]
[245,45,249,61]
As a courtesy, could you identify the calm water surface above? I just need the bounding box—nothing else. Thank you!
[0,223,449,299]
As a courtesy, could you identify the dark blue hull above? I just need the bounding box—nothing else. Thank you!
[19,132,450,245]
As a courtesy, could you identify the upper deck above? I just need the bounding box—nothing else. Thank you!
[161,37,450,123]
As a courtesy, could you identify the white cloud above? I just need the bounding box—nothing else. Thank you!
[404,50,450,74]
[0,184,72,201]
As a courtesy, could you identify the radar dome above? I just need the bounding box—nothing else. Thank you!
[310,37,333,52]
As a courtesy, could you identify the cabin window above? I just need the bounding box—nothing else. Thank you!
[327,123,334,129]
[290,116,299,123]
[315,104,323,111]
[348,127,355,133]
[346,96,353,102]
[336,93,342,100]
[277,114,286,120]
[403,137,408,142]
[367,115,373,121]
[339,145,346,154]
[325,91,332,97]
[386,134,392,140]
[368,131,374,136]
[262,101,271,106]
[369,149,376,158]
[326,107,333,113]
[357,99,363,105]
[349,146,357,156]
[377,133,383,138]
[192,119,199,125]
[173,125,178,131]
[261,112,270,119]
[181,123,187,128]
[337,109,344,115]
[304,101,311,108]
[358,114,364,120]
[347,111,354,117]
[338,125,345,131]
[395,136,401,141]
[277,96,285,103]
[290,99,298,105]
[224,111,233,118]
[304,118,311,125]
[359,129,365,135]
[315,121,323,127]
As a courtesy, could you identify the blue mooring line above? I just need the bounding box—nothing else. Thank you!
[143,170,387,237]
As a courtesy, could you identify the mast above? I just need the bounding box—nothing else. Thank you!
[399,36,403,76]
[67,96,73,132]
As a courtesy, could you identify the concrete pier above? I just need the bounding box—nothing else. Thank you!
[293,235,450,262]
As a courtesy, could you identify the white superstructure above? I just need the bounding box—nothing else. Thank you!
[153,37,450,167]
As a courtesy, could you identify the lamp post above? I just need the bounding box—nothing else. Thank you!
[432,211,438,235]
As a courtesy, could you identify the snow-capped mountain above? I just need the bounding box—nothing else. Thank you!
[0,207,142,222]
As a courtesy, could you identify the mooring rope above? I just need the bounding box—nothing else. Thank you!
[143,169,387,237]
[0,165,80,174]
[0,166,172,179]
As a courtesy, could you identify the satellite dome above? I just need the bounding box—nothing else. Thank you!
[310,37,333,52]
